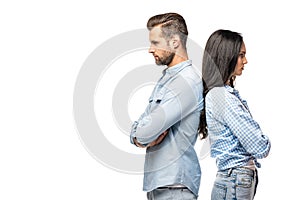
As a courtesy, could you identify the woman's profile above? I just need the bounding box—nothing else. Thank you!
[200,29,271,200]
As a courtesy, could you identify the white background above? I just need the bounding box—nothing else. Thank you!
[1,0,299,199]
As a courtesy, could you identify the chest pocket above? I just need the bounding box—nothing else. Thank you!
[149,87,166,104]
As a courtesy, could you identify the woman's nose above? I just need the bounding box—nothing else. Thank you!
[244,56,248,64]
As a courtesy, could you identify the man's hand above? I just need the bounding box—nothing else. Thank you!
[133,130,169,148]
[133,137,146,148]
[147,130,169,147]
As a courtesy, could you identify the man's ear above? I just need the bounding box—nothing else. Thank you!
[171,35,180,49]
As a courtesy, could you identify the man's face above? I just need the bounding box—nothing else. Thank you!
[148,26,175,66]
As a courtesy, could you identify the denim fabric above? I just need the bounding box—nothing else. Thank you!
[147,188,197,200]
[211,167,258,200]
[130,60,203,196]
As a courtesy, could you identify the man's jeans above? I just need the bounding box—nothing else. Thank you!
[211,167,258,200]
[147,187,197,200]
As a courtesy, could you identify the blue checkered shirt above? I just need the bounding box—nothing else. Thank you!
[205,85,271,170]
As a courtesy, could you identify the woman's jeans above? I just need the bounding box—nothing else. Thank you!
[211,167,258,200]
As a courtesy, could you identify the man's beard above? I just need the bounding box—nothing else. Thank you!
[155,51,175,66]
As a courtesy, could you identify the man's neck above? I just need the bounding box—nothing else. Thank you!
[167,52,188,67]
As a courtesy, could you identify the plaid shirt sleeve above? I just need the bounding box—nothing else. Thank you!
[224,91,271,159]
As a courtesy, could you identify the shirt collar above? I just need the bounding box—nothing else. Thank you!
[163,60,192,76]
[224,84,239,96]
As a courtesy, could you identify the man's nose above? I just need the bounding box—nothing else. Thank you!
[148,46,155,53]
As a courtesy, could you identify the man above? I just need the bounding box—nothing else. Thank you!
[130,13,204,199]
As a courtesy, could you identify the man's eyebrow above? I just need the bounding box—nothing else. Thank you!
[150,40,159,44]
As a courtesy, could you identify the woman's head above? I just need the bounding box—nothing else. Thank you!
[198,29,247,139]
[202,29,246,93]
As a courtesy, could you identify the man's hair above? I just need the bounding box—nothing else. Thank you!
[147,12,188,48]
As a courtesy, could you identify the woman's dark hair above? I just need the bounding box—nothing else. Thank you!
[198,29,243,139]
[147,12,188,49]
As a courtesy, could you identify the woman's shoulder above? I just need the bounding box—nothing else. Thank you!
[206,86,239,105]
[207,86,228,97]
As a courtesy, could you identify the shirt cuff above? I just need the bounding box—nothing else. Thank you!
[130,121,138,145]
[130,121,150,147]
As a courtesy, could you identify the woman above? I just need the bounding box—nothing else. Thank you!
[200,29,271,200]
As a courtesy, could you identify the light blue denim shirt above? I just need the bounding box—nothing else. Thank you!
[206,85,271,170]
[130,60,203,197]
